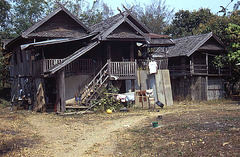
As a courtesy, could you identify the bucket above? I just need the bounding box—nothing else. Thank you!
[152,121,158,128]
[107,109,112,114]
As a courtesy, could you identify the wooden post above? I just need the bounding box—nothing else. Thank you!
[206,53,208,74]
[56,69,66,113]
[55,73,60,112]
[130,42,134,62]
[107,59,111,76]
[190,55,194,74]
[107,42,111,60]
[130,43,135,91]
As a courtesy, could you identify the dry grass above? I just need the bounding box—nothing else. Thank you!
[115,101,240,157]
[1,99,240,156]
[0,108,41,156]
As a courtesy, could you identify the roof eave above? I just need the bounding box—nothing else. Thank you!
[4,36,23,51]
[186,32,213,57]
[127,13,151,33]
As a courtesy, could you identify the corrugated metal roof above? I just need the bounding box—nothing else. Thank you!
[21,33,97,50]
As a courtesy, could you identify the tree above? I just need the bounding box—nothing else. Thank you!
[0,0,10,28]
[226,23,240,64]
[0,0,14,39]
[0,49,10,89]
[79,0,114,26]
[0,0,11,93]
[165,8,215,38]
[45,0,113,26]
[217,23,240,95]
[11,0,48,34]
[130,0,174,34]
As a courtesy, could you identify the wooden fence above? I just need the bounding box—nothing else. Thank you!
[137,59,168,70]
[34,59,96,75]
[169,64,231,76]
[108,60,137,79]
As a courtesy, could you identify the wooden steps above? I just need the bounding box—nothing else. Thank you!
[66,105,88,109]
[58,110,94,115]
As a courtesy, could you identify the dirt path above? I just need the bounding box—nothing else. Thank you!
[25,106,204,157]
[26,113,148,157]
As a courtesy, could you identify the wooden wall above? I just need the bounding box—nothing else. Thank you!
[191,76,207,101]
[207,77,224,100]
[171,76,224,101]
[171,77,191,100]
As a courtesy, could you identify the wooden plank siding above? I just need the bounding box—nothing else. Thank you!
[10,49,32,77]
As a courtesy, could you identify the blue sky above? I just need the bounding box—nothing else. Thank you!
[86,0,236,14]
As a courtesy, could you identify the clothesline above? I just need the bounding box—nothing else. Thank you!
[104,92,135,102]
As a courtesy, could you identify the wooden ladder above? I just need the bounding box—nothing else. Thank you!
[81,62,109,106]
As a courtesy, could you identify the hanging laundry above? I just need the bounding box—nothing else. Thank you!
[139,90,147,102]
[146,89,154,97]
[118,94,127,102]
[149,61,158,74]
[125,92,135,101]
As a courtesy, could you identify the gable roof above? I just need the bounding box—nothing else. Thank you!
[167,32,226,57]
[22,5,90,38]
[90,12,150,41]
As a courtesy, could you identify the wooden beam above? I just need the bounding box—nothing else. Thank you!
[206,53,208,75]
[56,69,66,112]
[107,42,111,60]
[190,55,194,74]
[130,42,134,61]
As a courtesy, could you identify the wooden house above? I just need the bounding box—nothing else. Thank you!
[165,32,231,100]
[5,5,174,112]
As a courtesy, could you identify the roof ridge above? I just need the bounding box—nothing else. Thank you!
[173,32,212,41]
[186,32,212,56]
[89,12,125,29]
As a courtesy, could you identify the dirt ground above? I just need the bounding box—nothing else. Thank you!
[0,100,240,157]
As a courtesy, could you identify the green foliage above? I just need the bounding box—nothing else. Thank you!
[0,0,15,39]
[0,46,11,90]
[165,8,215,38]
[11,0,48,34]
[213,55,229,68]
[93,85,124,112]
[0,0,10,28]
[46,0,113,27]
[226,23,240,63]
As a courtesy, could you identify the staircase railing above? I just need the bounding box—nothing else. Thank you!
[81,62,109,105]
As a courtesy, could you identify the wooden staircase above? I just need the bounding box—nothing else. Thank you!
[81,62,109,106]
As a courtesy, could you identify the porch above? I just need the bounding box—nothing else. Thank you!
[34,58,169,79]
[34,58,99,75]
[169,64,231,77]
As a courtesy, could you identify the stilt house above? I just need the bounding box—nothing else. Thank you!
[167,32,231,100]
[5,5,174,112]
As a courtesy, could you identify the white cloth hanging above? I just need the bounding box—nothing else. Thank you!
[149,61,158,74]
[117,94,127,102]
[146,89,154,97]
